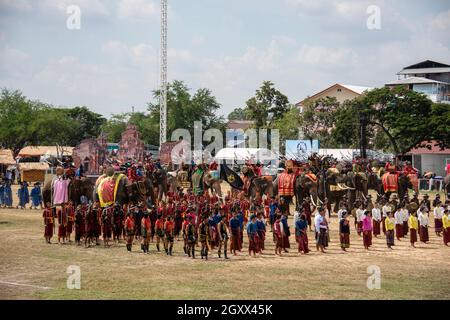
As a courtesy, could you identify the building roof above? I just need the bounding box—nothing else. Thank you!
[340,84,373,95]
[398,67,450,75]
[297,83,373,106]
[403,60,450,70]
[18,162,50,171]
[18,146,74,158]
[385,76,449,86]
[406,141,450,155]
[226,120,254,131]
[0,149,15,165]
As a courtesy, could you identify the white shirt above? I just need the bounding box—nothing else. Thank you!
[401,208,409,222]
[394,210,403,225]
[418,212,429,226]
[356,209,366,222]
[433,207,444,219]
[337,209,346,221]
[314,214,324,233]
[293,211,300,225]
[372,208,381,221]
[382,205,390,218]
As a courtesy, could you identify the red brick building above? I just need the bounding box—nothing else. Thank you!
[73,133,108,175]
[117,124,145,163]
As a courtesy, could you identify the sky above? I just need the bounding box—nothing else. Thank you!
[0,0,449,118]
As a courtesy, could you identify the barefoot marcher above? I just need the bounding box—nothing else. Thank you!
[229,211,242,255]
[280,213,291,252]
[30,182,42,210]
[355,203,365,236]
[362,210,373,250]
[372,203,381,237]
[164,215,175,255]
[85,205,96,248]
[394,207,403,241]
[186,216,196,258]
[125,211,135,252]
[66,201,75,242]
[401,202,409,237]
[155,214,165,252]
[113,203,124,243]
[408,211,418,248]
[385,212,395,249]
[247,214,259,257]
[74,205,85,246]
[273,214,283,256]
[198,216,210,260]
[256,212,266,252]
[17,181,29,209]
[57,204,68,244]
[43,203,54,244]
[315,207,328,253]
[217,213,229,259]
[141,211,151,253]
[418,207,430,243]
[339,211,350,251]
[433,201,444,237]
[295,213,309,254]
[102,205,114,247]
[443,209,450,246]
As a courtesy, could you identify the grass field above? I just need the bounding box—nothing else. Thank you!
[0,185,449,300]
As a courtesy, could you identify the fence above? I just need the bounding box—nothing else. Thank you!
[418,178,444,192]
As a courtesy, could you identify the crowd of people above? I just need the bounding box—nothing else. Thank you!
[40,184,450,260]
[0,180,43,209]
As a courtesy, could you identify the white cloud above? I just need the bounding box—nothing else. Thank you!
[191,35,206,46]
[430,10,450,30]
[39,0,110,17]
[117,0,158,20]
[0,0,32,12]
[296,45,358,68]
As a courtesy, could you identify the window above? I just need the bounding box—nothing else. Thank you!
[337,88,342,92]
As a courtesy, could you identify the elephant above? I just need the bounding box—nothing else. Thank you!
[367,171,384,201]
[93,173,130,207]
[317,170,353,214]
[152,168,168,202]
[43,177,94,207]
[345,171,368,211]
[445,174,450,200]
[382,172,412,201]
[191,168,223,198]
[203,170,223,197]
[294,173,319,210]
[248,175,274,201]
[125,177,155,206]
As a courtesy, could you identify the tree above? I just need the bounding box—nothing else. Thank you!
[331,86,450,155]
[245,81,290,128]
[66,106,106,144]
[227,107,251,121]
[0,89,41,155]
[147,80,225,144]
[300,96,340,147]
[101,114,129,143]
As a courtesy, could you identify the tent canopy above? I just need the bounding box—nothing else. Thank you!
[214,148,278,162]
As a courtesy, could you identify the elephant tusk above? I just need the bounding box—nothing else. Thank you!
[361,193,367,200]
[310,195,317,207]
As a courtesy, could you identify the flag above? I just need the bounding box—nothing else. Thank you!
[220,164,244,190]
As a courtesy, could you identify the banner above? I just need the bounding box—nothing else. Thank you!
[285,140,319,160]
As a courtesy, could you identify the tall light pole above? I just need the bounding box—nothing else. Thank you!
[159,0,168,149]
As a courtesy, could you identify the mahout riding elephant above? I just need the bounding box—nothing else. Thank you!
[43,176,94,207]
[382,172,412,201]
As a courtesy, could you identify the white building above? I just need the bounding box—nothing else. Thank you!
[385,60,450,103]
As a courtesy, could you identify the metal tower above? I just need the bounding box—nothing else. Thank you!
[159,0,168,149]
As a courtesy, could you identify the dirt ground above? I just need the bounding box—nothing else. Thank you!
[0,184,449,300]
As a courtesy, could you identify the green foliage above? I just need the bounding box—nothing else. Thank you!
[0,89,106,154]
[331,86,450,155]
[147,80,225,143]
[227,107,251,121]
[300,96,340,147]
[245,81,290,128]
